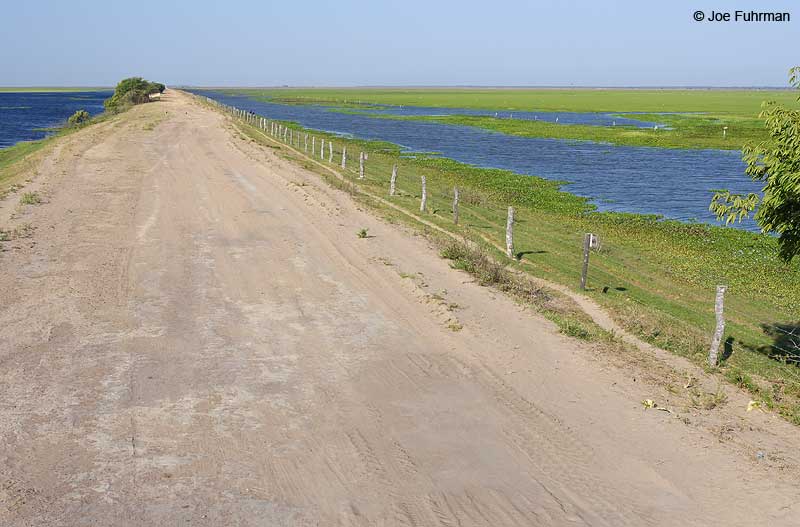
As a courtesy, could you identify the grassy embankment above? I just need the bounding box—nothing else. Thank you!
[210,93,800,424]
[0,77,166,198]
[224,88,799,150]
[1,136,60,197]
[0,116,115,197]
[1,79,165,196]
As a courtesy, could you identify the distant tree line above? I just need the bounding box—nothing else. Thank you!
[103,77,166,113]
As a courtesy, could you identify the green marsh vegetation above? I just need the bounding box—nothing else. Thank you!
[222,87,799,150]
[221,99,800,424]
[386,113,766,151]
[221,87,798,113]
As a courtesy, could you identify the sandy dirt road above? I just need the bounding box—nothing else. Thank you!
[1,91,798,526]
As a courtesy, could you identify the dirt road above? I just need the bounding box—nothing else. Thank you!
[1,91,797,526]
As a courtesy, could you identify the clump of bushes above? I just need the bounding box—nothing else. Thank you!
[104,77,166,113]
[67,110,90,127]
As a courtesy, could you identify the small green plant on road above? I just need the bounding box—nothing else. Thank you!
[20,191,42,205]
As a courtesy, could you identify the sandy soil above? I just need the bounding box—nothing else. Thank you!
[1,91,798,526]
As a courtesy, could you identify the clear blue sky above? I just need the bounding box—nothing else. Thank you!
[1,0,797,87]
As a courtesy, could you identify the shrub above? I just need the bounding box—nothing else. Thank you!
[67,110,90,127]
[104,77,166,113]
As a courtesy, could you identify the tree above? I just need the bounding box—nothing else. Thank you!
[67,109,90,127]
[711,67,800,261]
[146,82,166,94]
[104,77,164,113]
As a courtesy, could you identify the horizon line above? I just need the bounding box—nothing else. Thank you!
[0,84,794,91]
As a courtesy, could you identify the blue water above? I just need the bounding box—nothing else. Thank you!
[196,91,761,231]
[0,91,110,148]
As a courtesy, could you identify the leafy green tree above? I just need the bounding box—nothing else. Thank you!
[147,82,166,94]
[711,67,800,261]
[67,109,90,126]
[104,77,164,112]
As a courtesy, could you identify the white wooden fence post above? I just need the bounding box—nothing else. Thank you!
[359,152,365,179]
[312,136,316,155]
[328,140,333,162]
[304,134,308,151]
[580,233,591,290]
[708,285,727,367]
[420,176,427,212]
[506,206,514,258]
[453,186,459,224]
[389,164,397,196]
[341,146,347,168]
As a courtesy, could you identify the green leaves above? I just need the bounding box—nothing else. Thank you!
[709,190,760,225]
[712,68,800,261]
[104,77,165,113]
[67,109,90,127]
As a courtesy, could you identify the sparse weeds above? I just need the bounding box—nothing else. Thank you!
[725,368,760,394]
[357,228,369,239]
[438,236,600,340]
[440,238,509,288]
[558,319,592,340]
[13,223,34,238]
[20,191,42,205]
[689,386,729,410]
[0,223,35,241]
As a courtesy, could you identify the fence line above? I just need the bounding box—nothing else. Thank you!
[201,95,800,384]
